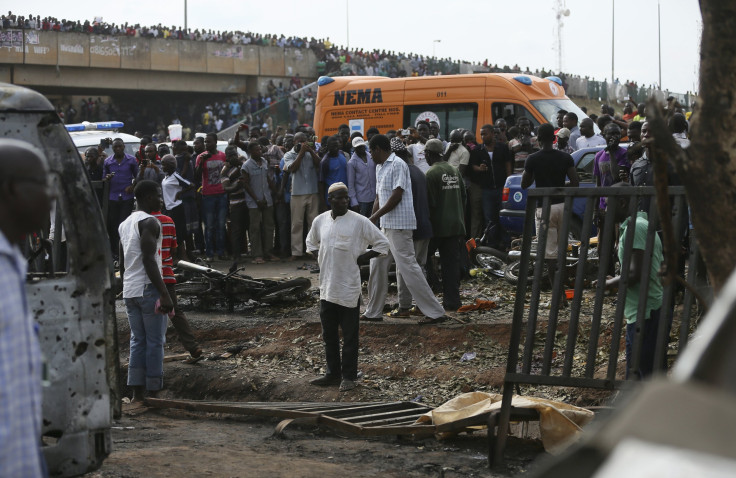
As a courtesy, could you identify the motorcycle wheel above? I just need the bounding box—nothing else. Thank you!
[258,277,312,302]
[504,260,549,286]
[470,246,507,278]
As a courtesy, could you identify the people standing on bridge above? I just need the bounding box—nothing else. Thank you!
[521,123,579,292]
[346,137,376,217]
[195,133,228,261]
[283,132,320,261]
[242,142,279,264]
[306,182,389,392]
[118,180,173,402]
[0,139,52,477]
[365,135,448,325]
[103,138,139,261]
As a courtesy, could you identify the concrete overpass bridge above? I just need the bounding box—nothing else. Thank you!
[0,30,318,97]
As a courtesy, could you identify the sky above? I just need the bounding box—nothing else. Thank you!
[23,0,701,94]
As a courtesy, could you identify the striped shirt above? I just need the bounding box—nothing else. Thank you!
[152,211,178,284]
[375,153,416,230]
[0,230,45,477]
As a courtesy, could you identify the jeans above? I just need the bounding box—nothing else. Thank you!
[482,187,503,229]
[358,201,374,218]
[201,193,228,257]
[125,283,167,391]
[320,299,359,380]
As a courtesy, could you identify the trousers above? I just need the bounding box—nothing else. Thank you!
[320,300,359,380]
[365,229,444,319]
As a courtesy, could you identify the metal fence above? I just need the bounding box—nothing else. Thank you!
[491,185,707,465]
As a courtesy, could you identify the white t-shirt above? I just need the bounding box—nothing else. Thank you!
[161,172,191,211]
[444,144,470,170]
[407,143,429,174]
[576,134,607,149]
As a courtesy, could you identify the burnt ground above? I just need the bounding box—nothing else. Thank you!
[87,259,626,478]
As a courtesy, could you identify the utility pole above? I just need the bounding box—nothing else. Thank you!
[184,0,188,31]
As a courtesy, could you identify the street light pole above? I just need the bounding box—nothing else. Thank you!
[346,0,350,50]
[658,0,662,89]
[184,0,188,31]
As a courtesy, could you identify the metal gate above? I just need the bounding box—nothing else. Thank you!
[492,185,707,464]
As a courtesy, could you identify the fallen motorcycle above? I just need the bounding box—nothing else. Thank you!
[175,260,312,311]
[466,238,507,278]
[503,237,600,286]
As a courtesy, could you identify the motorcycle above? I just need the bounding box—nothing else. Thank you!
[175,260,312,311]
[503,237,600,286]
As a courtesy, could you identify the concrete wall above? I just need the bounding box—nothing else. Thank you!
[0,31,316,94]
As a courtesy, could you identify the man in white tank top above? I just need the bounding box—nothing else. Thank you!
[118,180,173,402]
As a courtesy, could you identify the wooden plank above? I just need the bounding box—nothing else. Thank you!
[319,402,422,418]
[355,413,428,427]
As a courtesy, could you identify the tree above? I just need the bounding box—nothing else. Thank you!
[646,0,736,294]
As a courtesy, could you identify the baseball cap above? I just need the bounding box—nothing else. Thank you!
[352,137,366,149]
[556,128,571,139]
[424,138,444,154]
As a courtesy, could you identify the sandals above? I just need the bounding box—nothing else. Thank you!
[417,315,449,326]
[385,308,413,319]
[251,257,266,264]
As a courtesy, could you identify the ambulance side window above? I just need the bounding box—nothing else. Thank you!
[491,103,541,129]
[403,103,478,140]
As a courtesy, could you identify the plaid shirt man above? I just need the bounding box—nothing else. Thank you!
[0,230,46,477]
[375,153,416,230]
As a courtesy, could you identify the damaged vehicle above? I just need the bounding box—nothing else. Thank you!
[0,83,116,476]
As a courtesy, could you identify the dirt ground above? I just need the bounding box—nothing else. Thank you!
[87,258,615,478]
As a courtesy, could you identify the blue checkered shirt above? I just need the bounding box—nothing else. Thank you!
[375,153,416,230]
[0,231,45,477]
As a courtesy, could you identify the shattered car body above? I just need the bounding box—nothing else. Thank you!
[0,83,117,476]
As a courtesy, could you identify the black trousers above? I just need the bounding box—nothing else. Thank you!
[108,198,135,256]
[435,236,462,311]
[319,300,359,381]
